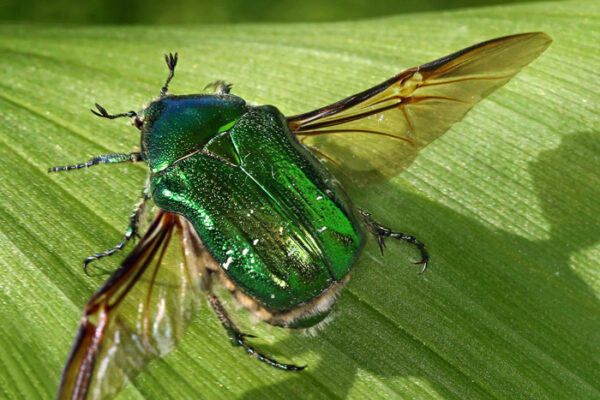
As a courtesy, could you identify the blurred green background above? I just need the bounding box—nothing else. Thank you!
[0,0,552,24]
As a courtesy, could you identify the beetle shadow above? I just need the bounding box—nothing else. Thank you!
[239,131,600,399]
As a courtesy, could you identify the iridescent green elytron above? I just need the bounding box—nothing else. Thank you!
[49,33,551,400]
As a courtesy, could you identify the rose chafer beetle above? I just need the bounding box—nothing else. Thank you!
[50,32,551,399]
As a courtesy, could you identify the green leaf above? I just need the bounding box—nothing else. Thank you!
[0,1,598,399]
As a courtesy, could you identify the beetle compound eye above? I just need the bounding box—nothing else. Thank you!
[134,117,144,130]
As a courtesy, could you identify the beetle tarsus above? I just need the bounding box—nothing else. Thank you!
[91,103,137,119]
[208,293,305,371]
[160,52,178,97]
[82,236,131,274]
[81,188,150,273]
[235,332,306,371]
[388,231,429,273]
[82,261,91,276]
[48,152,143,173]
[358,208,429,273]
[377,234,386,256]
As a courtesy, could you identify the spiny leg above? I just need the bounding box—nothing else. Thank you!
[49,101,142,173]
[160,52,178,97]
[49,90,147,273]
[207,293,305,371]
[358,208,429,274]
[48,152,143,173]
[82,184,151,274]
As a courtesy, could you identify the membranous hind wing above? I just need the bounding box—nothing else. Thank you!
[287,32,551,183]
[58,211,210,400]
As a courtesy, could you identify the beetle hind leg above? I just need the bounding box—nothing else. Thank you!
[358,208,429,274]
[207,293,306,371]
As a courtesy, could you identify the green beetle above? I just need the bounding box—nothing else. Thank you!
[51,33,550,399]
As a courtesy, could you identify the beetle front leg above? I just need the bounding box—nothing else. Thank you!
[358,208,429,274]
[48,152,143,173]
[82,182,151,274]
[207,293,305,371]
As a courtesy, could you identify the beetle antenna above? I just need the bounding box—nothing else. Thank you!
[160,52,178,97]
[91,103,137,119]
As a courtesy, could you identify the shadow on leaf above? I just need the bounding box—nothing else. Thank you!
[237,131,600,399]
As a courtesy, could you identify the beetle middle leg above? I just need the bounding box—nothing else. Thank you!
[82,184,151,274]
[358,208,429,274]
[207,293,305,371]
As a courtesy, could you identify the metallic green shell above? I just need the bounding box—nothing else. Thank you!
[149,98,365,311]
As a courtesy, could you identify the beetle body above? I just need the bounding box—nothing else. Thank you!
[144,94,366,328]
[52,33,552,400]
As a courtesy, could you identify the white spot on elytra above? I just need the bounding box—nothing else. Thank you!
[252,239,259,245]
[316,195,323,201]
[242,248,249,256]
[317,226,327,232]
[223,256,233,270]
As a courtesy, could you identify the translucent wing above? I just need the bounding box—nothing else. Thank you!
[58,211,211,400]
[287,32,552,183]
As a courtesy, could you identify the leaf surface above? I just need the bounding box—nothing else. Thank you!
[0,1,598,399]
